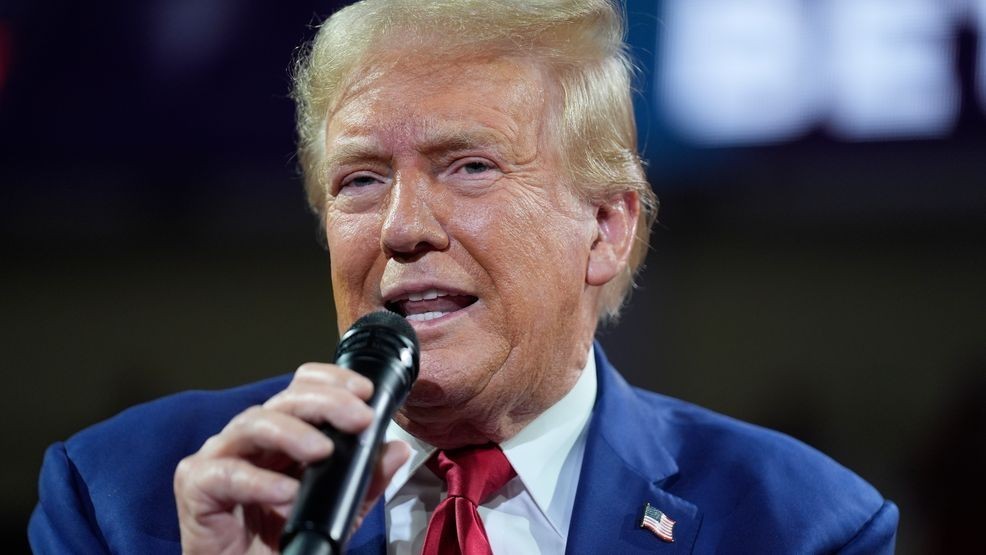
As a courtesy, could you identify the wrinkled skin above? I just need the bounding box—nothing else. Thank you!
[174,54,638,553]
[324,56,609,447]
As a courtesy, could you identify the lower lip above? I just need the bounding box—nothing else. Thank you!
[403,300,478,336]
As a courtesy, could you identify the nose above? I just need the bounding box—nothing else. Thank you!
[380,169,449,261]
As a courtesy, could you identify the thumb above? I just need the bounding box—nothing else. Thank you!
[353,440,411,529]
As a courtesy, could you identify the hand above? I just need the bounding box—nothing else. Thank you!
[174,363,411,554]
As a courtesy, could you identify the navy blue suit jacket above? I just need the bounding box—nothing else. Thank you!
[30,345,898,553]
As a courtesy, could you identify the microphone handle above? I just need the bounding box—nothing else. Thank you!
[281,356,406,555]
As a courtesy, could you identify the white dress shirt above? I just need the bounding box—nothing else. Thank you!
[383,347,598,554]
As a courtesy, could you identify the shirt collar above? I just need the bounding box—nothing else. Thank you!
[383,346,598,532]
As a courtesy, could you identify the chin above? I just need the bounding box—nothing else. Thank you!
[404,347,492,408]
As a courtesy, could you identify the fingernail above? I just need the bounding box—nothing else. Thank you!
[275,477,298,498]
[345,403,374,427]
[346,376,372,395]
[388,440,411,462]
[304,432,332,454]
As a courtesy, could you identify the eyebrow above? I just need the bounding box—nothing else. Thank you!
[323,139,388,170]
[324,125,513,170]
[417,126,509,157]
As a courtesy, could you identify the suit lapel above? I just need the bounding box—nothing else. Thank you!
[565,345,702,554]
[345,499,386,555]
[343,344,702,555]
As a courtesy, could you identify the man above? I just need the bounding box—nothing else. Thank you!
[30,0,898,553]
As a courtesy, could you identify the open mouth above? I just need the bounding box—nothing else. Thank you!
[385,288,479,322]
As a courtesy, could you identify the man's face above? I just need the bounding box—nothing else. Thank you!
[322,56,599,444]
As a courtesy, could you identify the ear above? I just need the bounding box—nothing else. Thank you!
[586,191,640,286]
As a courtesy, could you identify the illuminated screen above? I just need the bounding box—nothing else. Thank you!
[657,0,975,145]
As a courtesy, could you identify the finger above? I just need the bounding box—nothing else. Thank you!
[269,500,295,521]
[200,406,334,462]
[176,457,299,514]
[263,386,375,433]
[293,362,374,400]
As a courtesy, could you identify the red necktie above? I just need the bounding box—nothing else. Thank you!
[421,445,516,555]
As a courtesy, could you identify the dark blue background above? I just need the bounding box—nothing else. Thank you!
[2,2,983,553]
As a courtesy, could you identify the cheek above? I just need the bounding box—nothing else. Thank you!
[454,194,538,274]
[500,191,590,266]
[454,189,592,304]
[325,212,383,320]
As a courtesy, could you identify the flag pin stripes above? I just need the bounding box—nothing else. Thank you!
[640,502,675,542]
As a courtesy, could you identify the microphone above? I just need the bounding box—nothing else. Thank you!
[281,311,419,555]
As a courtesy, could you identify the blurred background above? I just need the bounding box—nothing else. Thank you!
[1,0,983,552]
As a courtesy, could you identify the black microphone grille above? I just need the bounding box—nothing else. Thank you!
[351,310,417,347]
[336,311,420,380]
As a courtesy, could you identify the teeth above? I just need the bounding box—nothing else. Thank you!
[406,311,448,322]
[404,288,447,302]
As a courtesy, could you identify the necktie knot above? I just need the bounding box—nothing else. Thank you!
[421,444,516,555]
[427,444,516,505]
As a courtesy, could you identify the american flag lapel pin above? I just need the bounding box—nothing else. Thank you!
[640,502,676,542]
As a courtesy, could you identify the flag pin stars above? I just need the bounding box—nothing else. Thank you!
[640,502,676,542]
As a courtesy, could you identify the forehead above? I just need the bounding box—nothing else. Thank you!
[326,56,553,148]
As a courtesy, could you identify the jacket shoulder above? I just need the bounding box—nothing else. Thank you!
[35,375,291,551]
[632,387,897,553]
[68,374,291,462]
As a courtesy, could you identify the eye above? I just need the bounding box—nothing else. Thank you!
[453,158,496,176]
[339,172,385,191]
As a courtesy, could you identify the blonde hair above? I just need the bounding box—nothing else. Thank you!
[292,0,658,322]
